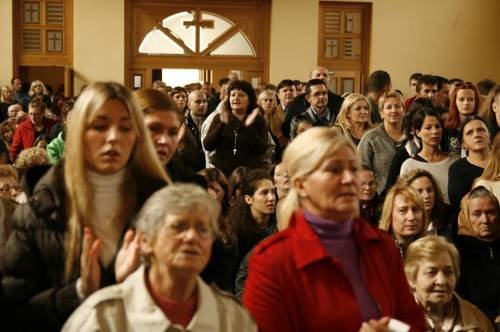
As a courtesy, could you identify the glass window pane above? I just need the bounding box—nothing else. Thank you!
[138,28,184,55]
[199,12,232,52]
[211,31,255,56]
[162,11,195,52]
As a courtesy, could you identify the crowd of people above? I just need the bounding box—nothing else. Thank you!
[0,67,498,331]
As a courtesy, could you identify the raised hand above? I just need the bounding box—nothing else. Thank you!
[114,229,141,283]
[80,227,102,298]
[244,107,261,127]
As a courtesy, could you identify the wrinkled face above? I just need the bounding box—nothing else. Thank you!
[278,85,298,108]
[416,116,442,148]
[12,79,22,93]
[84,99,137,174]
[146,211,214,275]
[358,169,376,202]
[462,119,490,153]
[259,95,276,113]
[298,146,361,221]
[144,111,180,166]
[306,84,328,111]
[7,105,20,120]
[311,67,330,84]
[410,253,456,309]
[245,179,276,216]
[2,88,12,101]
[273,163,290,194]
[381,97,404,125]
[188,91,208,118]
[0,176,21,200]
[208,181,224,204]
[410,79,419,96]
[229,89,249,115]
[348,100,369,125]
[172,92,187,111]
[468,197,498,241]
[455,89,476,117]
[391,194,424,241]
[410,176,435,213]
[28,106,44,126]
[419,83,438,101]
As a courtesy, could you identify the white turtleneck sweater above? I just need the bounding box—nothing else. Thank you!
[86,168,126,267]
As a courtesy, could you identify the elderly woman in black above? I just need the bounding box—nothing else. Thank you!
[203,80,268,176]
[455,186,500,326]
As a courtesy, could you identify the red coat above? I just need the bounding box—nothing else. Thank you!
[10,118,55,161]
[243,209,426,332]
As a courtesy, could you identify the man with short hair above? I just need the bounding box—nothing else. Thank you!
[266,79,297,149]
[281,66,343,139]
[477,79,496,97]
[416,74,438,101]
[10,97,55,161]
[366,70,391,124]
[177,90,208,174]
[10,78,30,111]
[289,79,334,140]
[404,73,422,109]
[208,77,230,113]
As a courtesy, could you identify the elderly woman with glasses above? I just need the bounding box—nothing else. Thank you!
[63,184,256,331]
[404,235,494,331]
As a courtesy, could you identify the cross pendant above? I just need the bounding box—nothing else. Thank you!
[233,148,237,155]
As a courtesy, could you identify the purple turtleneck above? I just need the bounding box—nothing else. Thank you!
[303,209,380,322]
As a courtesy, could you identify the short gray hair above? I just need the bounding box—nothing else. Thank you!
[135,183,220,241]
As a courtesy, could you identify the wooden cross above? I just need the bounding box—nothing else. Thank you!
[183,11,214,29]
[25,4,38,22]
[48,32,61,51]
[325,39,338,57]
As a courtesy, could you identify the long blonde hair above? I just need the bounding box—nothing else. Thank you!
[477,134,500,182]
[279,127,357,229]
[64,82,169,280]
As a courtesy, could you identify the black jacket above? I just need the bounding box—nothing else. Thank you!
[1,161,166,331]
[281,91,343,138]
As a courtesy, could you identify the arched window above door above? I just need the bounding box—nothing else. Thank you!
[138,10,256,57]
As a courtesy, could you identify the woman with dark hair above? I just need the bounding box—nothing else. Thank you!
[229,169,276,261]
[448,116,491,218]
[169,86,188,113]
[445,82,481,155]
[400,169,451,238]
[198,167,239,292]
[203,80,268,176]
[455,187,500,325]
[400,108,458,204]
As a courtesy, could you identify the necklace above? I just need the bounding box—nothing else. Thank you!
[233,129,238,155]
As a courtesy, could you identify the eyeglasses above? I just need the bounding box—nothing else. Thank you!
[0,185,21,194]
[164,222,213,239]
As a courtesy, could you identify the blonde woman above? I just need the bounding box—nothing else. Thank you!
[331,93,373,145]
[358,91,407,194]
[0,85,14,120]
[3,82,169,331]
[244,127,425,331]
[404,236,494,331]
[379,184,428,258]
[473,132,500,201]
[28,79,52,110]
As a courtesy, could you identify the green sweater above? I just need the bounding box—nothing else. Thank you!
[46,131,65,164]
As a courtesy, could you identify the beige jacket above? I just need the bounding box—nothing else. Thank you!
[425,294,494,332]
[62,266,257,332]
